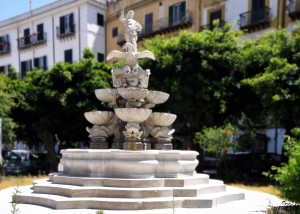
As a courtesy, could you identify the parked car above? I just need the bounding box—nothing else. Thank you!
[223,152,284,178]
[3,150,50,175]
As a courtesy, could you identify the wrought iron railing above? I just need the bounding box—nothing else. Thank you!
[18,32,47,49]
[117,11,192,45]
[200,20,226,31]
[239,6,272,29]
[0,42,10,54]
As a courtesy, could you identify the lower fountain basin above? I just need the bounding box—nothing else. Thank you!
[148,112,177,126]
[84,111,114,125]
[60,149,199,178]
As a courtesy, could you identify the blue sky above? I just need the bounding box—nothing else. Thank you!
[0,0,58,21]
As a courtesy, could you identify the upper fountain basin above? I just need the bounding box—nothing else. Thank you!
[117,88,148,101]
[146,90,169,104]
[115,108,152,123]
[95,89,117,103]
[84,111,114,125]
[148,112,177,126]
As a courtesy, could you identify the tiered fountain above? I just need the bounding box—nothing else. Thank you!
[17,5,244,210]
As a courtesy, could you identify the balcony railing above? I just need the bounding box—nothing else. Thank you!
[239,6,272,30]
[0,42,10,54]
[56,24,75,38]
[200,20,226,31]
[117,11,192,46]
[18,32,47,49]
[287,0,300,20]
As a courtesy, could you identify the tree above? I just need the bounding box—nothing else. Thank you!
[241,30,300,132]
[12,48,112,170]
[272,128,300,202]
[0,73,17,142]
[140,25,244,145]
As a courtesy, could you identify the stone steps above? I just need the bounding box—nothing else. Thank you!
[19,188,244,210]
[18,173,245,210]
[32,179,226,198]
[48,172,210,187]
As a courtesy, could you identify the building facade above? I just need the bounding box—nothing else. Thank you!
[106,0,300,59]
[0,0,106,77]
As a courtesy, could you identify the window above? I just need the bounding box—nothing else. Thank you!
[209,10,222,30]
[64,49,73,63]
[37,23,44,41]
[97,53,104,62]
[34,56,47,70]
[252,0,265,24]
[59,13,75,35]
[21,60,32,77]
[0,34,10,52]
[112,27,118,38]
[169,2,186,26]
[145,13,153,34]
[24,28,31,45]
[0,64,10,73]
[97,13,104,26]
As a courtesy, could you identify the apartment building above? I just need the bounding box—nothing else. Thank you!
[0,0,106,77]
[106,0,300,58]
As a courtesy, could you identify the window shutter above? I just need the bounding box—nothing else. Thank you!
[69,13,74,33]
[34,58,39,68]
[60,16,65,34]
[21,61,26,77]
[43,56,47,70]
[97,13,104,26]
[180,2,186,20]
[37,24,44,41]
[169,6,173,26]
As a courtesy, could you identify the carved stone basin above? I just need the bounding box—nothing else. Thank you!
[146,90,169,104]
[84,111,114,125]
[148,112,177,127]
[115,108,152,122]
[117,88,148,101]
[95,89,117,103]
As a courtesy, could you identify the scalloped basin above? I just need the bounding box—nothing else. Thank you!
[115,108,152,123]
[149,112,177,126]
[117,88,148,101]
[146,90,169,104]
[95,89,117,103]
[84,111,114,125]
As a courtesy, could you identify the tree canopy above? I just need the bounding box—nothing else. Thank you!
[140,26,244,139]
[11,48,112,170]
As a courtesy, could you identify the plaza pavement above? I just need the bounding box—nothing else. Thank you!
[0,185,284,214]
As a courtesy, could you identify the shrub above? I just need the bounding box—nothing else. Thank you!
[273,128,300,203]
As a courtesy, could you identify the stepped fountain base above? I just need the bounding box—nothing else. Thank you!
[18,149,245,210]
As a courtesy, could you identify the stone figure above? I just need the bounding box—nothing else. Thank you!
[120,2,142,52]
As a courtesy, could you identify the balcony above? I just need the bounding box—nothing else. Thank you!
[0,42,10,55]
[200,20,226,31]
[287,0,300,20]
[18,33,47,49]
[56,24,75,39]
[117,11,193,46]
[239,6,272,31]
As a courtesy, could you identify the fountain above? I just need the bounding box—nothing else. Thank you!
[17,3,244,210]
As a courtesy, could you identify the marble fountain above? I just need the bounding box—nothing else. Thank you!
[17,4,244,210]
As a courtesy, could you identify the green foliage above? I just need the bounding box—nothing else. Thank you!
[0,73,18,142]
[11,187,21,214]
[141,26,243,133]
[241,29,300,127]
[272,128,300,203]
[95,210,104,214]
[194,124,238,156]
[11,48,112,169]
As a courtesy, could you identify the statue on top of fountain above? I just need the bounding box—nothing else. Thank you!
[107,2,155,89]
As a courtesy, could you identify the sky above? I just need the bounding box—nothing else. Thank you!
[0,0,58,21]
